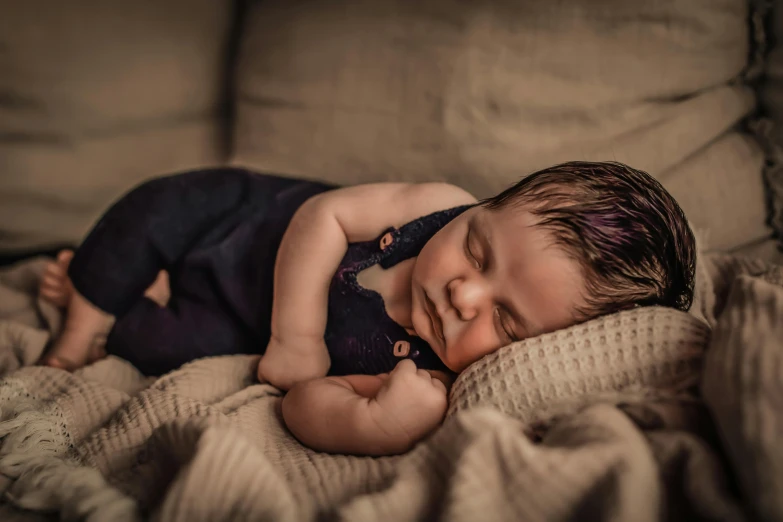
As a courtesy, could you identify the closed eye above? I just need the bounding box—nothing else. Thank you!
[494,308,517,343]
[465,226,481,270]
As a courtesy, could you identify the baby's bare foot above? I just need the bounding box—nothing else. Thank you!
[41,290,115,371]
[39,250,75,309]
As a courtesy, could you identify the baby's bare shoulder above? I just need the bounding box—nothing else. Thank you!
[405,182,477,208]
[311,182,477,242]
[317,181,476,208]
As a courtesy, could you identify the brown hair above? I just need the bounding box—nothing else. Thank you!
[481,161,696,320]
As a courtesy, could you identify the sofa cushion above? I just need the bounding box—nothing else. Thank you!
[757,0,783,250]
[0,0,235,252]
[659,130,769,252]
[232,0,771,252]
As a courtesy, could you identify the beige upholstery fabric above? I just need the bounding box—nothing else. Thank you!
[732,237,783,264]
[758,0,783,243]
[659,131,769,252]
[232,0,770,251]
[0,0,775,255]
[0,0,235,252]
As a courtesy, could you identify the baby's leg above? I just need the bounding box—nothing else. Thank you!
[40,250,170,309]
[40,250,171,370]
[107,295,250,376]
[38,249,112,369]
[43,287,116,370]
[39,168,285,371]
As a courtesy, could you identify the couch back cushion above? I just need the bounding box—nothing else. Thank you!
[758,0,783,246]
[232,0,770,252]
[0,0,235,252]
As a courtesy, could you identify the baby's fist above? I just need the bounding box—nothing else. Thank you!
[370,359,448,447]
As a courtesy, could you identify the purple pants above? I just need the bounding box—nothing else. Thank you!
[68,167,334,375]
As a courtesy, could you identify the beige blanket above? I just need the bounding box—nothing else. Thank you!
[0,253,781,522]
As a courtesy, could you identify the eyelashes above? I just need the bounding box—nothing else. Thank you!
[465,227,481,270]
[467,226,515,342]
[494,307,516,343]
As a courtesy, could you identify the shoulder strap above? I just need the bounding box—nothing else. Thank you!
[379,205,473,269]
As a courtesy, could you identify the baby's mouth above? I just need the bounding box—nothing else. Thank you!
[425,293,445,342]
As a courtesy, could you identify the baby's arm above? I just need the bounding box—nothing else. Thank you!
[258,182,476,390]
[282,360,449,456]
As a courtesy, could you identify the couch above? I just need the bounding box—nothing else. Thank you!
[0,1,782,521]
[1,0,782,260]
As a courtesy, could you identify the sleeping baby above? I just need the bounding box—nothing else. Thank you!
[37,161,696,456]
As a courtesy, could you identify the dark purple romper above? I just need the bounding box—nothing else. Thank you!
[67,167,469,376]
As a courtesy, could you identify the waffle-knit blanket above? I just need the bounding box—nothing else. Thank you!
[0,253,780,521]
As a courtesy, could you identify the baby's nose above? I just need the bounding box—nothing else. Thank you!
[448,278,488,321]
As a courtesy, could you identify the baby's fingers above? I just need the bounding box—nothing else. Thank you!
[416,368,433,380]
[430,377,447,395]
[392,359,417,374]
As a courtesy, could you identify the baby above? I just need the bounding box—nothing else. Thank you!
[38,161,696,456]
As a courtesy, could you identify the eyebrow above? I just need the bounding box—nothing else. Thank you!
[470,214,535,339]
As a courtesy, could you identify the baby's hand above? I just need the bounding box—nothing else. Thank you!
[257,334,331,391]
[369,359,448,447]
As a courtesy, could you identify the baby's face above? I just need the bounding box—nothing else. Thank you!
[410,204,586,373]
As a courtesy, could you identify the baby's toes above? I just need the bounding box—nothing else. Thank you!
[56,249,74,266]
[39,277,59,294]
[43,250,74,280]
[50,252,72,275]
[39,286,67,308]
[42,263,66,285]
[40,270,58,292]
[40,268,64,291]
[39,260,72,307]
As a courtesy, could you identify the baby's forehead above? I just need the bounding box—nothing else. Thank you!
[476,203,551,240]
[480,212,588,334]
[477,204,588,280]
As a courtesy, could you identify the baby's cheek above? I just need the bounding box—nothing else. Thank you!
[423,249,454,276]
[449,324,499,372]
